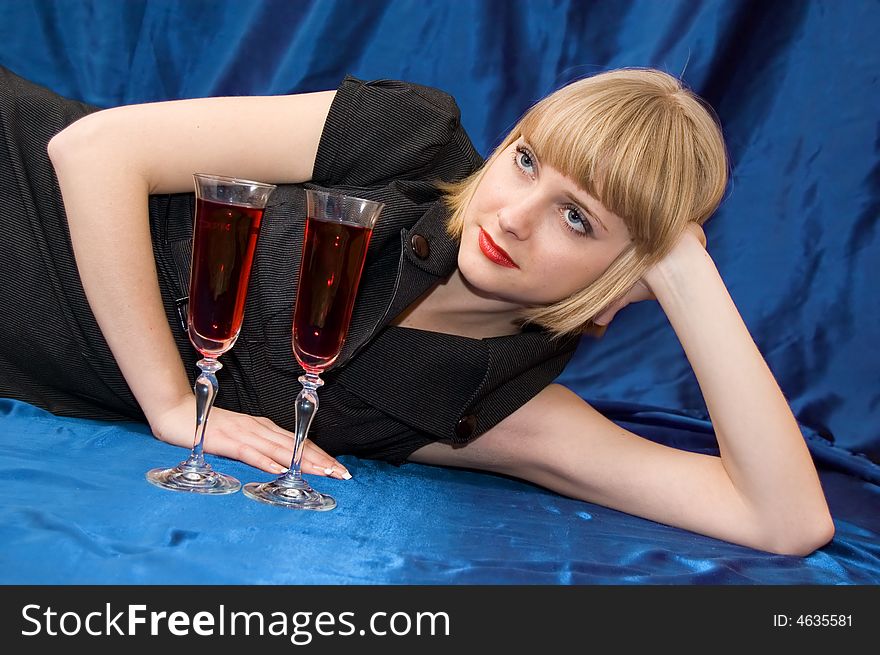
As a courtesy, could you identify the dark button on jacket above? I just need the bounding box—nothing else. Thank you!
[410,233,430,259]
[455,414,478,441]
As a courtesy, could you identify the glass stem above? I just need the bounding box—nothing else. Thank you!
[188,357,222,467]
[285,372,324,483]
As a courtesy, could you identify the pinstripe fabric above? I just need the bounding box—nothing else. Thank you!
[0,70,579,464]
[0,65,144,421]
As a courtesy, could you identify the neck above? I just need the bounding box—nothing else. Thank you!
[393,268,524,338]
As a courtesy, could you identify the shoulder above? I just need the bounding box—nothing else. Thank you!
[334,75,462,121]
[314,75,481,187]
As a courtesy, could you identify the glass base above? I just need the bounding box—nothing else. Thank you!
[242,478,336,511]
[146,461,241,495]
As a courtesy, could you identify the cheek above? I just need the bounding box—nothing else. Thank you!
[469,162,512,212]
[530,254,597,299]
[529,241,624,300]
[470,185,499,215]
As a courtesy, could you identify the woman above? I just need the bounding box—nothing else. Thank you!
[0,65,834,555]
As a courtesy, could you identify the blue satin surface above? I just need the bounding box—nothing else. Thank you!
[1,399,877,584]
[0,0,877,584]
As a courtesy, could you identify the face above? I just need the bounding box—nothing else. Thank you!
[457,139,633,308]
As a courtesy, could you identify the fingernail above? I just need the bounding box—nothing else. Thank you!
[323,467,335,476]
[273,464,288,474]
[341,470,352,480]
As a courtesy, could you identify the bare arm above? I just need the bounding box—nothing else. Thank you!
[411,232,834,556]
[47,90,350,477]
[642,233,834,551]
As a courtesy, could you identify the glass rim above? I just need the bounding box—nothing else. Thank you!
[305,188,385,210]
[193,172,277,190]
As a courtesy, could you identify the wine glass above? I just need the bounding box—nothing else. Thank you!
[243,189,384,510]
[147,173,276,494]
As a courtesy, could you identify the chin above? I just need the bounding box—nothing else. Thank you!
[457,248,524,303]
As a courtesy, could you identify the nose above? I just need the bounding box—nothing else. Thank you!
[497,191,541,240]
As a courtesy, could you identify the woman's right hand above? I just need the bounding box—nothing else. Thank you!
[592,222,708,327]
[149,397,352,480]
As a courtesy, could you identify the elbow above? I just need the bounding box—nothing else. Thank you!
[762,514,835,557]
[48,109,155,195]
[47,116,77,163]
[47,122,81,171]
[46,126,68,166]
[47,110,105,167]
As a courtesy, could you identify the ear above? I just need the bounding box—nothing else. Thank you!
[592,309,614,327]
[592,299,624,327]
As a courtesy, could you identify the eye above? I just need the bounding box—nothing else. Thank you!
[562,204,593,237]
[513,145,536,176]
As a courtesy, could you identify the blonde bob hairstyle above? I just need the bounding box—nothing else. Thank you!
[442,67,730,337]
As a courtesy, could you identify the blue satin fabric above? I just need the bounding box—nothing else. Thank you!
[0,0,876,461]
[0,0,877,583]
[1,399,877,584]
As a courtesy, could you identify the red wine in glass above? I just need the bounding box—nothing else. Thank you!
[189,197,264,355]
[243,189,384,511]
[147,174,275,495]
[293,216,373,372]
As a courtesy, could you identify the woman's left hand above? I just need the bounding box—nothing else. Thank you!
[592,222,707,327]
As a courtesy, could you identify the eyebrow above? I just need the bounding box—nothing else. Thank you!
[564,191,608,233]
[523,139,610,234]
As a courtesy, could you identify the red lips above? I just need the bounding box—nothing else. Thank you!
[478,228,518,268]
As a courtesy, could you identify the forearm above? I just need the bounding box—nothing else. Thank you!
[648,240,833,547]
[48,124,192,425]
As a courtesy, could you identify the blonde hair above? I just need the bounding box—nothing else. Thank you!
[442,67,730,337]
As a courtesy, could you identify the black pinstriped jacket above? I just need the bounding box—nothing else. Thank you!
[0,69,580,464]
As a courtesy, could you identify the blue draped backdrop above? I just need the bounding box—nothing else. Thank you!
[0,0,877,584]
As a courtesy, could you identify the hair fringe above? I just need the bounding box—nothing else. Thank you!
[440,68,729,338]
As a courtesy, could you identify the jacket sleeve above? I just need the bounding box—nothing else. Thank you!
[311,75,482,188]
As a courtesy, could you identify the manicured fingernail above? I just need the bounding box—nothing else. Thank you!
[273,464,288,474]
[323,467,335,476]
[341,470,352,480]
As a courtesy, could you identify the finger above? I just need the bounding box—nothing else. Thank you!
[593,298,625,326]
[687,222,707,248]
[633,280,655,301]
[301,437,333,459]
[253,424,349,478]
[256,429,295,454]
[251,416,350,478]
[251,417,297,447]
[202,423,293,471]
[226,423,351,480]
[212,431,349,479]
[301,442,352,479]
[592,311,614,327]
[208,436,289,475]
[206,410,293,453]
[298,457,348,478]
[227,431,295,470]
